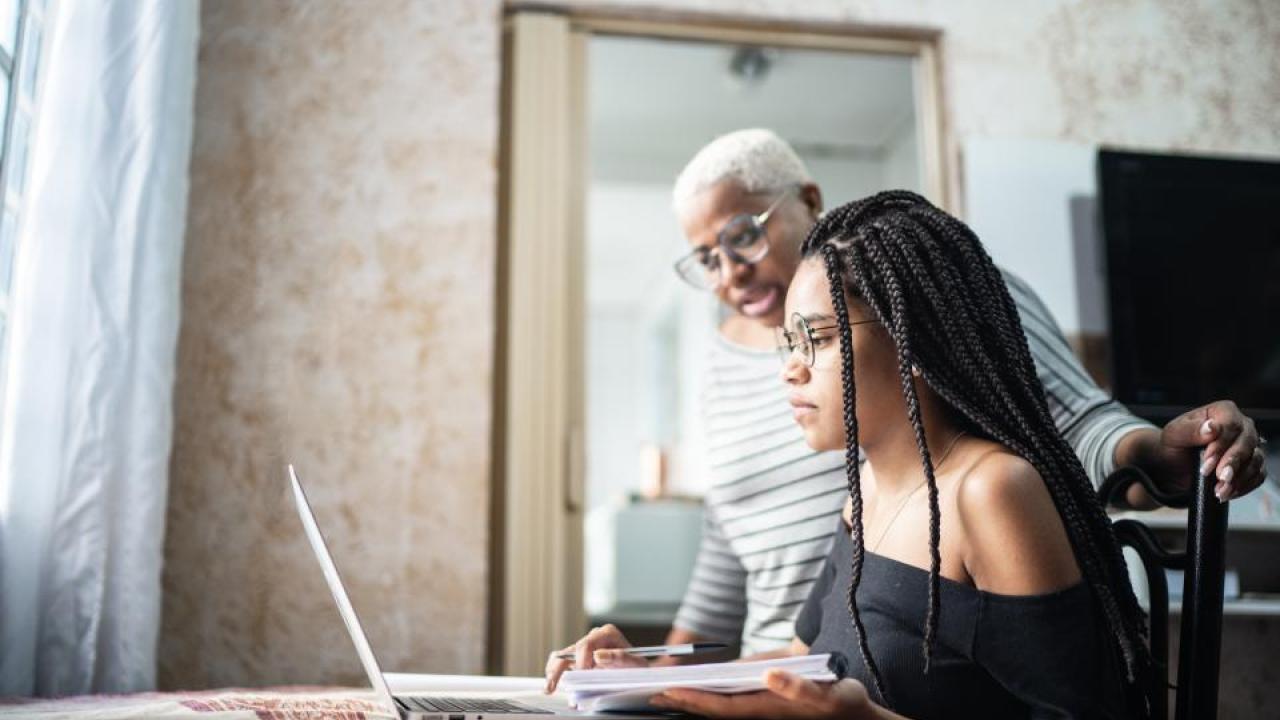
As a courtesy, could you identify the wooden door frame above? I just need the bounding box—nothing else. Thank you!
[492,3,953,676]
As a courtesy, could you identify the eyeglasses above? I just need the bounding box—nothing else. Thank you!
[775,312,877,368]
[673,188,795,290]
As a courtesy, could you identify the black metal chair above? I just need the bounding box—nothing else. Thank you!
[1098,464,1229,720]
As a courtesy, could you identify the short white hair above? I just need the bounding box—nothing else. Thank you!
[672,128,812,218]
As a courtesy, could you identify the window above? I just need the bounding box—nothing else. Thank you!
[0,0,47,411]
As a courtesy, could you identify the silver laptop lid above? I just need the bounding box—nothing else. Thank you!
[289,464,399,715]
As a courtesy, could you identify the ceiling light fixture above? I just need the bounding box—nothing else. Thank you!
[727,46,776,88]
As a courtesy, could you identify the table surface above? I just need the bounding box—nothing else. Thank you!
[0,675,552,719]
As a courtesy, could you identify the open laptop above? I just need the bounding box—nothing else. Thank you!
[289,464,655,719]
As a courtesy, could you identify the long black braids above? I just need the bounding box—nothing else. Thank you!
[855,230,945,673]
[803,191,1150,707]
[820,244,889,705]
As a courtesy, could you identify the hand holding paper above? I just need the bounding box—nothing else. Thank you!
[557,654,839,713]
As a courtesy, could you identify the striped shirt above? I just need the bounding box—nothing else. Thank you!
[672,270,1155,655]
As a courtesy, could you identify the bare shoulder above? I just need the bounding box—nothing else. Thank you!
[954,451,1044,517]
[954,449,1082,595]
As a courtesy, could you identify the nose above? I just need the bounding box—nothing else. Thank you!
[719,252,752,287]
[779,352,808,385]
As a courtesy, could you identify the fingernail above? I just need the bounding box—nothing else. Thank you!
[1200,455,1218,476]
[1219,465,1234,483]
[1201,419,1216,436]
[1215,484,1228,503]
[649,696,671,708]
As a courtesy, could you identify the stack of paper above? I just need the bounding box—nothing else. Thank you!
[559,654,838,712]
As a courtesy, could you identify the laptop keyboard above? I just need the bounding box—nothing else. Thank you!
[398,696,552,715]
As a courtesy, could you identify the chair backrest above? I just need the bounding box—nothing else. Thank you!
[1099,464,1228,720]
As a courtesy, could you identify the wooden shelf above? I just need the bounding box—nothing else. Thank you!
[1168,597,1280,617]
[1110,508,1280,533]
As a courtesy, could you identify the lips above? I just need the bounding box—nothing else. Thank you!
[789,394,817,422]
[738,285,780,317]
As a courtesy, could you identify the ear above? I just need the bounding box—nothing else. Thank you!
[799,182,824,219]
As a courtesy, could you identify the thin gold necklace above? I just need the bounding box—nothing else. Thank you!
[867,431,966,552]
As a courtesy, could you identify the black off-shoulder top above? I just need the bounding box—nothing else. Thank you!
[795,520,1135,719]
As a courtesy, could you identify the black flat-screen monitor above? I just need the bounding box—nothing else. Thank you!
[1098,149,1280,432]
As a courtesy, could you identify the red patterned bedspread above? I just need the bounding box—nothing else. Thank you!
[0,686,392,719]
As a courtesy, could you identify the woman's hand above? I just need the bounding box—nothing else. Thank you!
[1115,401,1266,505]
[544,624,646,694]
[649,670,890,719]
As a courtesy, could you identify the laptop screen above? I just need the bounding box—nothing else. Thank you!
[289,464,399,714]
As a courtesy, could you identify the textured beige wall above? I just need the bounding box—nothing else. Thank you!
[161,0,1277,696]
[160,0,500,689]
[565,0,1278,158]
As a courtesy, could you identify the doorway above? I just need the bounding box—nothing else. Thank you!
[495,5,949,676]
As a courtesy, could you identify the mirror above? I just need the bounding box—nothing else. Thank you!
[582,32,925,637]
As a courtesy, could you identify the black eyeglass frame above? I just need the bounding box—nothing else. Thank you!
[775,312,877,367]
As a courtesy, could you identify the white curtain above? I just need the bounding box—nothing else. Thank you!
[0,0,198,696]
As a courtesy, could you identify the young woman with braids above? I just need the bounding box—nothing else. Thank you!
[545,131,1265,714]
[565,191,1150,719]
[541,133,1260,675]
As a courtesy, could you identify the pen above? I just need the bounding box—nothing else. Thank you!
[554,642,728,661]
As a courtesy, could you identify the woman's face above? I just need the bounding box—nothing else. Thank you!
[678,181,814,328]
[779,258,905,452]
